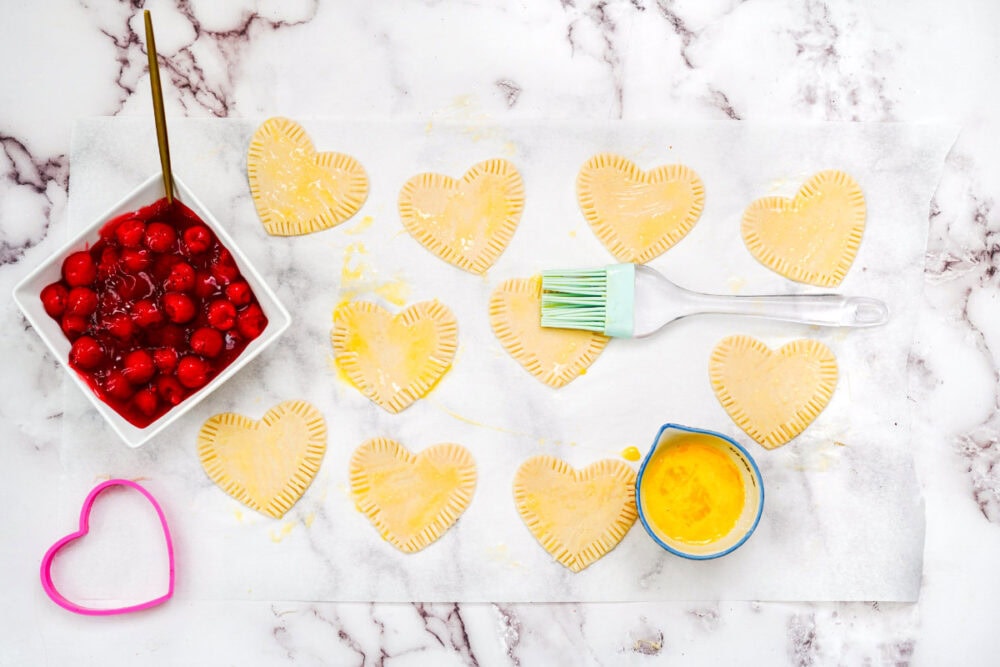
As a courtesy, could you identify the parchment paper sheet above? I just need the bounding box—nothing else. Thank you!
[64,118,955,601]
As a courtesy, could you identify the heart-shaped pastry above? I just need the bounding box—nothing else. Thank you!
[350,438,477,553]
[197,400,327,518]
[513,456,637,572]
[709,335,838,449]
[489,276,609,388]
[577,153,705,263]
[398,159,524,274]
[40,479,174,615]
[331,299,458,413]
[247,117,369,236]
[741,170,866,287]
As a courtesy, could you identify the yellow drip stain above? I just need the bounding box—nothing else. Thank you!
[569,230,577,238]
[233,509,244,523]
[304,513,316,527]
[269,522,295,543]
[374,280,411,306]
[727,276,747,293]
[341,242,369,283]
[338,239,411,307]
[485,542,525,569]
[431,400,585,449]
[621,446,641,462]
[345,215,375,236]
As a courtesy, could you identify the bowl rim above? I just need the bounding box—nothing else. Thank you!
[635,422,765,560]
[11,172,291,448]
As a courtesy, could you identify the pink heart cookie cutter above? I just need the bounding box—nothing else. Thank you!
[40,479,175,615]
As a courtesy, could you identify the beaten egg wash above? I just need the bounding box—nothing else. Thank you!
[641,439,745,545]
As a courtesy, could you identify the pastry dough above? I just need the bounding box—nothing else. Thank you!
[742,170,865,287]
[398,159,524,274]
[513,456,637,572]
[247,117,369,236]
[489,276,609,388]
[350,438,477,553]
[197,400,327,518]
[331,300,457,413]
[709,335,838,449]
[577,153,704,263]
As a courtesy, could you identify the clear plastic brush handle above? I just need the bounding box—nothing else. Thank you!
[633,264,889,337]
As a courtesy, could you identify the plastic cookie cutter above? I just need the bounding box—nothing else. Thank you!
[40,479,175,615]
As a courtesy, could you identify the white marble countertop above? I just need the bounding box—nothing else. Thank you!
[2,1,999,664]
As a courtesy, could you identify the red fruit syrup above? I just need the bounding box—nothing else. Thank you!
[40,198,268,428]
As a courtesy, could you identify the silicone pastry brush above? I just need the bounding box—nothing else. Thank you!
[540,263,888,338]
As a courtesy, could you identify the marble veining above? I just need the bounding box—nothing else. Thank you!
[2,0,999,664]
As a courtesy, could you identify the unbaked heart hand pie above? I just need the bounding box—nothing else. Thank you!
[513,456,637,572]
[741,170,866,287]
[577,153,705,263]
[489,276,609,388]
[709,335,838,449]
[247,117,369,236]
[331,299,458,413]
[350,438,477,553]
[398,158,524,274]
[197,400,327,518]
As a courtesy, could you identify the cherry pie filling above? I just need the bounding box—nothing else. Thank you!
[40,198,268,428]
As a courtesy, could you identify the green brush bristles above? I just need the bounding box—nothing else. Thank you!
[540,264,635,337]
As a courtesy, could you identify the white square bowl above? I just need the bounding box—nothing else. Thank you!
[12,173,291,448]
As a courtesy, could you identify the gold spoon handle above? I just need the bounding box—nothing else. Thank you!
[144,10,173,204]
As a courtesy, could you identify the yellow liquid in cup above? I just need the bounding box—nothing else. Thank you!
[641,439,746,546]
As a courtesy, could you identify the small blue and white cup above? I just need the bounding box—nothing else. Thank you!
[636,423,764,560]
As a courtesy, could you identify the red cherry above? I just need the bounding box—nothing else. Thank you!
[153,348,179,374]
[210,263,238,285]
[189,327,223,358]
[62,252,97,287]
[120,248,152,273]
[193,272,217,298]
[144,221,176,252]
[206,299,237,330]
[41,283,69,318]
[236,303,267,339]
[176,355,211,389]
[60,314,88,341]
[69,336,105,370]
[156,375,185,406]
[103,370,134,400]
[66,287,98,317]
[115,219,146,248]
[163,292,196,324]
[103,312,134,340]
[132,388,159,417]
[99,217,122,240]
[131,298,164,328]
[123,349,156,385]
[182,225,213,254]
[97,246,120,278]
[224,280,252,307]
[210,249,239,285]
[165,261,195,292]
